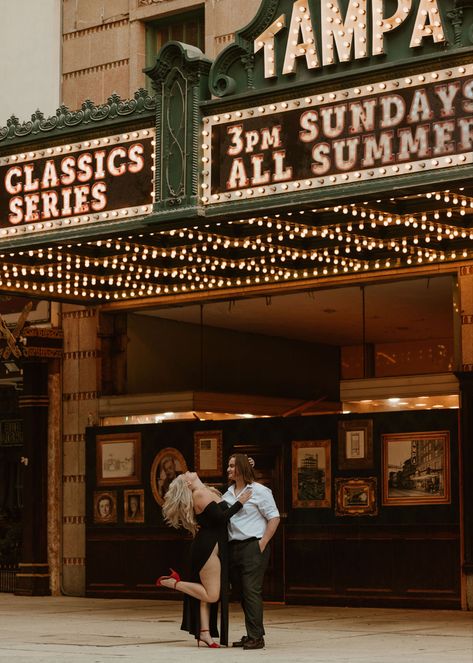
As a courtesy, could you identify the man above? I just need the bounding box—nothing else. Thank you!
[128,494,141,519]
[158,456,180,499]
[222,453,280,650]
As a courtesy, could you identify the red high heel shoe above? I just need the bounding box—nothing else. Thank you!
[156,568,181,588]
[197,629,220,648]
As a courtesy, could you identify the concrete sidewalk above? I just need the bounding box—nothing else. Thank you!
[0,595,471,663]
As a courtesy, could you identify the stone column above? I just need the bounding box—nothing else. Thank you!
[48,358,62,596]
[15,361,50,596]
[457,266,473,609]
[62,305,100,596]
[129,17,146,94]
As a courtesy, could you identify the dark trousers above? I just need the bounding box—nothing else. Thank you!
[229,539,270,640]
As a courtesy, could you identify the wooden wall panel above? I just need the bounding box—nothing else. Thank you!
[85,409,461,607]
[285,525,460,608]
[86,533,191,598]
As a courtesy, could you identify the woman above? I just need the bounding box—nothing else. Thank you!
[156,471,251,647]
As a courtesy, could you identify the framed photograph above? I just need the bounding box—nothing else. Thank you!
[338,419,373,469]
[194,430,223,477]
[124,489,145,524]
[382,431,451,506]
[292,440,331,508]
[335,477,378,516]
[150,447,188,506]
[96,432,141,487]
[93,490,117,524]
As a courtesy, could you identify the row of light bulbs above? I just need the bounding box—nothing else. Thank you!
[0,190,471,300]
[3,204,472,269]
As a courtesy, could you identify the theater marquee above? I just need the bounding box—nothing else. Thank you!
[0,128,155,236]
[202,64,473,205]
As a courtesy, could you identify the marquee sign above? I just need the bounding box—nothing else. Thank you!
[202,64,473,205]
[254,0,445,79]
[0,128,155,237]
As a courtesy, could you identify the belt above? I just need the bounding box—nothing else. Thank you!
[229,537,260,545]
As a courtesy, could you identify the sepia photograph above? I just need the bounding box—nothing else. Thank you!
[292,440,331,508]
[124,489,145,523]
[335,477,378,516]
[338,419,373,470]
[93,490,117,524]
[96,432,141,486]
[382,431,450,506]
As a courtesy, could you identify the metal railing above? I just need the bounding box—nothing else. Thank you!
[0,565,17,593]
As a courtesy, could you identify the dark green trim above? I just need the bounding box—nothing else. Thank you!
[0,90,156,151]
[145,41,211,217]
[202,165,473,220]
[205,46,473,112]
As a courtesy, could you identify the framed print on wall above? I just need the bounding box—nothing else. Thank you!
[335,477,378,517]
[96,432,141,487]
[150,447,188,506]
[93,490,117,524]
[292,440,331,508]
[382,431,451,506]
[124,489,145,524]
[338,419,373,470]
[194,430,223,477]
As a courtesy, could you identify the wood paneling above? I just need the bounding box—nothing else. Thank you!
[285,524,460,608]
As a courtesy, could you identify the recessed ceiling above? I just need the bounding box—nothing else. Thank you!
[137,275,454,346]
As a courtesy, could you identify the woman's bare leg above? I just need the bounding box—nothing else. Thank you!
[159,544,221,604]
[199,601,213,645]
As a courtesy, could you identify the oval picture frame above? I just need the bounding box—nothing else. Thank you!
[150,447,188,506]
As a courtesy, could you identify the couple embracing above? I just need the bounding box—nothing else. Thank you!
[156,453,280,650]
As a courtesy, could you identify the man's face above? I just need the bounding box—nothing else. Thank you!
[98,498,111,517]
[129,497,138,514]
[227,457,239,483]
[163,459,176,479]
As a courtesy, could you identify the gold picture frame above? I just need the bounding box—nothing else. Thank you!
[194,430,223,477]
[338,419,373,470]
[292,440,331,508]
[124,489,145,523]
[335,477,378,516]
[382,431,451,506]
[93,490,117,524]
[150,447,188,506]
[96,432,141,487]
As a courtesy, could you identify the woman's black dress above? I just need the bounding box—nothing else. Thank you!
[181,499,242,645]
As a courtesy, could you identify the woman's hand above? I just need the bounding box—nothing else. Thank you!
[238,488,252,505]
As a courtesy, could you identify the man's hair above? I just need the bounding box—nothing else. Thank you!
[229,453,256,485]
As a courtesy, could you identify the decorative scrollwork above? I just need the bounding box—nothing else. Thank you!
[447,8,464,46]
[0,89,156,145]
[238,0,281,44]
[165,75,186,200]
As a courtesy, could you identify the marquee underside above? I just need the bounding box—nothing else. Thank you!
[0,183,471,306]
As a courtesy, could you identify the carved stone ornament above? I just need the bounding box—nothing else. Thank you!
[145,42,211,215]
[0,89,156,146]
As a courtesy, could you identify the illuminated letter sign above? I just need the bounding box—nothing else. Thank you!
[0,129,155,234]
[254,0,446,77]
[202,65,473,205]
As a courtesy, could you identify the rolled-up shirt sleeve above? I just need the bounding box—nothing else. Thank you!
[257,486,280,520]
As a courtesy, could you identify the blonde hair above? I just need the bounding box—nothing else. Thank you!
[162,475,198,536]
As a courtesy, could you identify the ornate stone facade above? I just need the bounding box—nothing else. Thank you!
[61,0,257,108]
